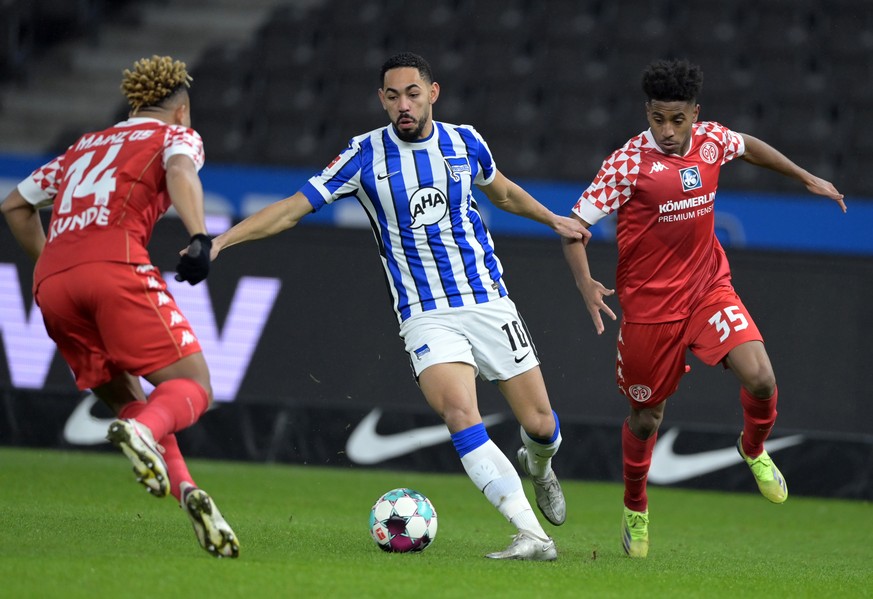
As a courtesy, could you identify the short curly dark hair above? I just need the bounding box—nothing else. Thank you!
[380,52,434,86]
[121,55,191,113]
[641,59,703,103]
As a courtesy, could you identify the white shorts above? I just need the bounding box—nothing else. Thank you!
[398,296,540,382]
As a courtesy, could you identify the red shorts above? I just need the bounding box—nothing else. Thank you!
[34,262,202,390]
[616,285,762,407]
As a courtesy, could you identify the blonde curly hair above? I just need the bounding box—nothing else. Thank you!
[121,55,192,113]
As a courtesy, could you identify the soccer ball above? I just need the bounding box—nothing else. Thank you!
[369,487,438,552]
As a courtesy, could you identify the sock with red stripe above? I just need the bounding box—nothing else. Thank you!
[134,379,209,443]
[740,385,778,458]
[119,399,195,501]
[622,419,657,512]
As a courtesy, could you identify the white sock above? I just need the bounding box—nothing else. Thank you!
[520,427,562,479]
[460,439,547,538]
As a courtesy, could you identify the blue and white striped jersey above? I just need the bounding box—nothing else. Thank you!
[300,121,508,323]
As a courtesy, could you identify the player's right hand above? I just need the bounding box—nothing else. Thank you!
[582,279,617,335]
[175,233,212,285]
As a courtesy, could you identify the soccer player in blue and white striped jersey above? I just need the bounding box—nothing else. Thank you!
[212,52,590,560]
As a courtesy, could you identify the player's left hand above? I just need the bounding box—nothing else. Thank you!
[553,215,592,245]
[175,233,212,285]
[806,176,847,213]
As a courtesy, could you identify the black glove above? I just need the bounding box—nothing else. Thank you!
[175,233,212,285]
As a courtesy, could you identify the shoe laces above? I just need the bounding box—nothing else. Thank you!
[536,471,559,491]
[625,511,649,537]
[748,451,776,481]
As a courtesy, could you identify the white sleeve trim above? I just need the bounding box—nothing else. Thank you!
[572,196,609,225]
[17,178,52,207]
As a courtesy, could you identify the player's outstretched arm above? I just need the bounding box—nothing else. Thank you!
[166,154,208,238]
[210,191,314,259]
[480,170,591,243]
[1,188,45,262]
[561,214,616,335]
[740,133,847,213]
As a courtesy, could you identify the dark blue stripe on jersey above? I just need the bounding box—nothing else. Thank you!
[299,181,326,211]
[467,197,506,297]
[366,132,409,320]
[413,146,461,307]
[455,126,504,296]
[404,148,437,312]
[355,139,386,252]
[323,143,363,198]
[442,124,493,303]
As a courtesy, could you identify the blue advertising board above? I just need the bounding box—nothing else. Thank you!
[0,153,868,255]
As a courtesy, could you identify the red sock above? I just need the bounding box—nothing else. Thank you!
[158,433,194,501]
[135,379,209,442]
[622,419,657,512]
[740,386,778,458]
[118,400,195,501]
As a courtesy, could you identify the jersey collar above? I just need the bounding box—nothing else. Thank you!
[386,121,439,149]
[643,128,695,157]
[116,117,165,127]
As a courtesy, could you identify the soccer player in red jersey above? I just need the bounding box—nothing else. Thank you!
[1,56,238,558]
[561,58,846,558]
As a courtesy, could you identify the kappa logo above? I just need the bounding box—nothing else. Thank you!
[649,161,669,173]
[345,408,506,464]
[649,428,805,484]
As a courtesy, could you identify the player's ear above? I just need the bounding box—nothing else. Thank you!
[430,81,440,104]
[174,102,190,127]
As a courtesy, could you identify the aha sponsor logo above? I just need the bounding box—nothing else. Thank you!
[409,187,447,228]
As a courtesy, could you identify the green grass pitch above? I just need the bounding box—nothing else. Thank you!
[0,446,869,598]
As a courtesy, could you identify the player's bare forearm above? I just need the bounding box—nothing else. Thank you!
[481,171,590,241]
[741,134,846,211]
[561,222,616,335]
[166,155,207,237]
[1,188,45,262]
[211,192,313,258]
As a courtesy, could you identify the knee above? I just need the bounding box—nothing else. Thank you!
[435,403,480,432]
[628,407,663,439]
[744,367,776,399]
[521,409,557,440]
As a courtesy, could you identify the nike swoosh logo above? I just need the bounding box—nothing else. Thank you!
[649,427,805,484]
[514,351,531,364]
[377,171,400,180]
[346,408,506,465]
[63,392,115,446]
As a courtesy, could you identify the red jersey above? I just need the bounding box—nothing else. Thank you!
[572,121,745,323]
[17,117,204,287]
